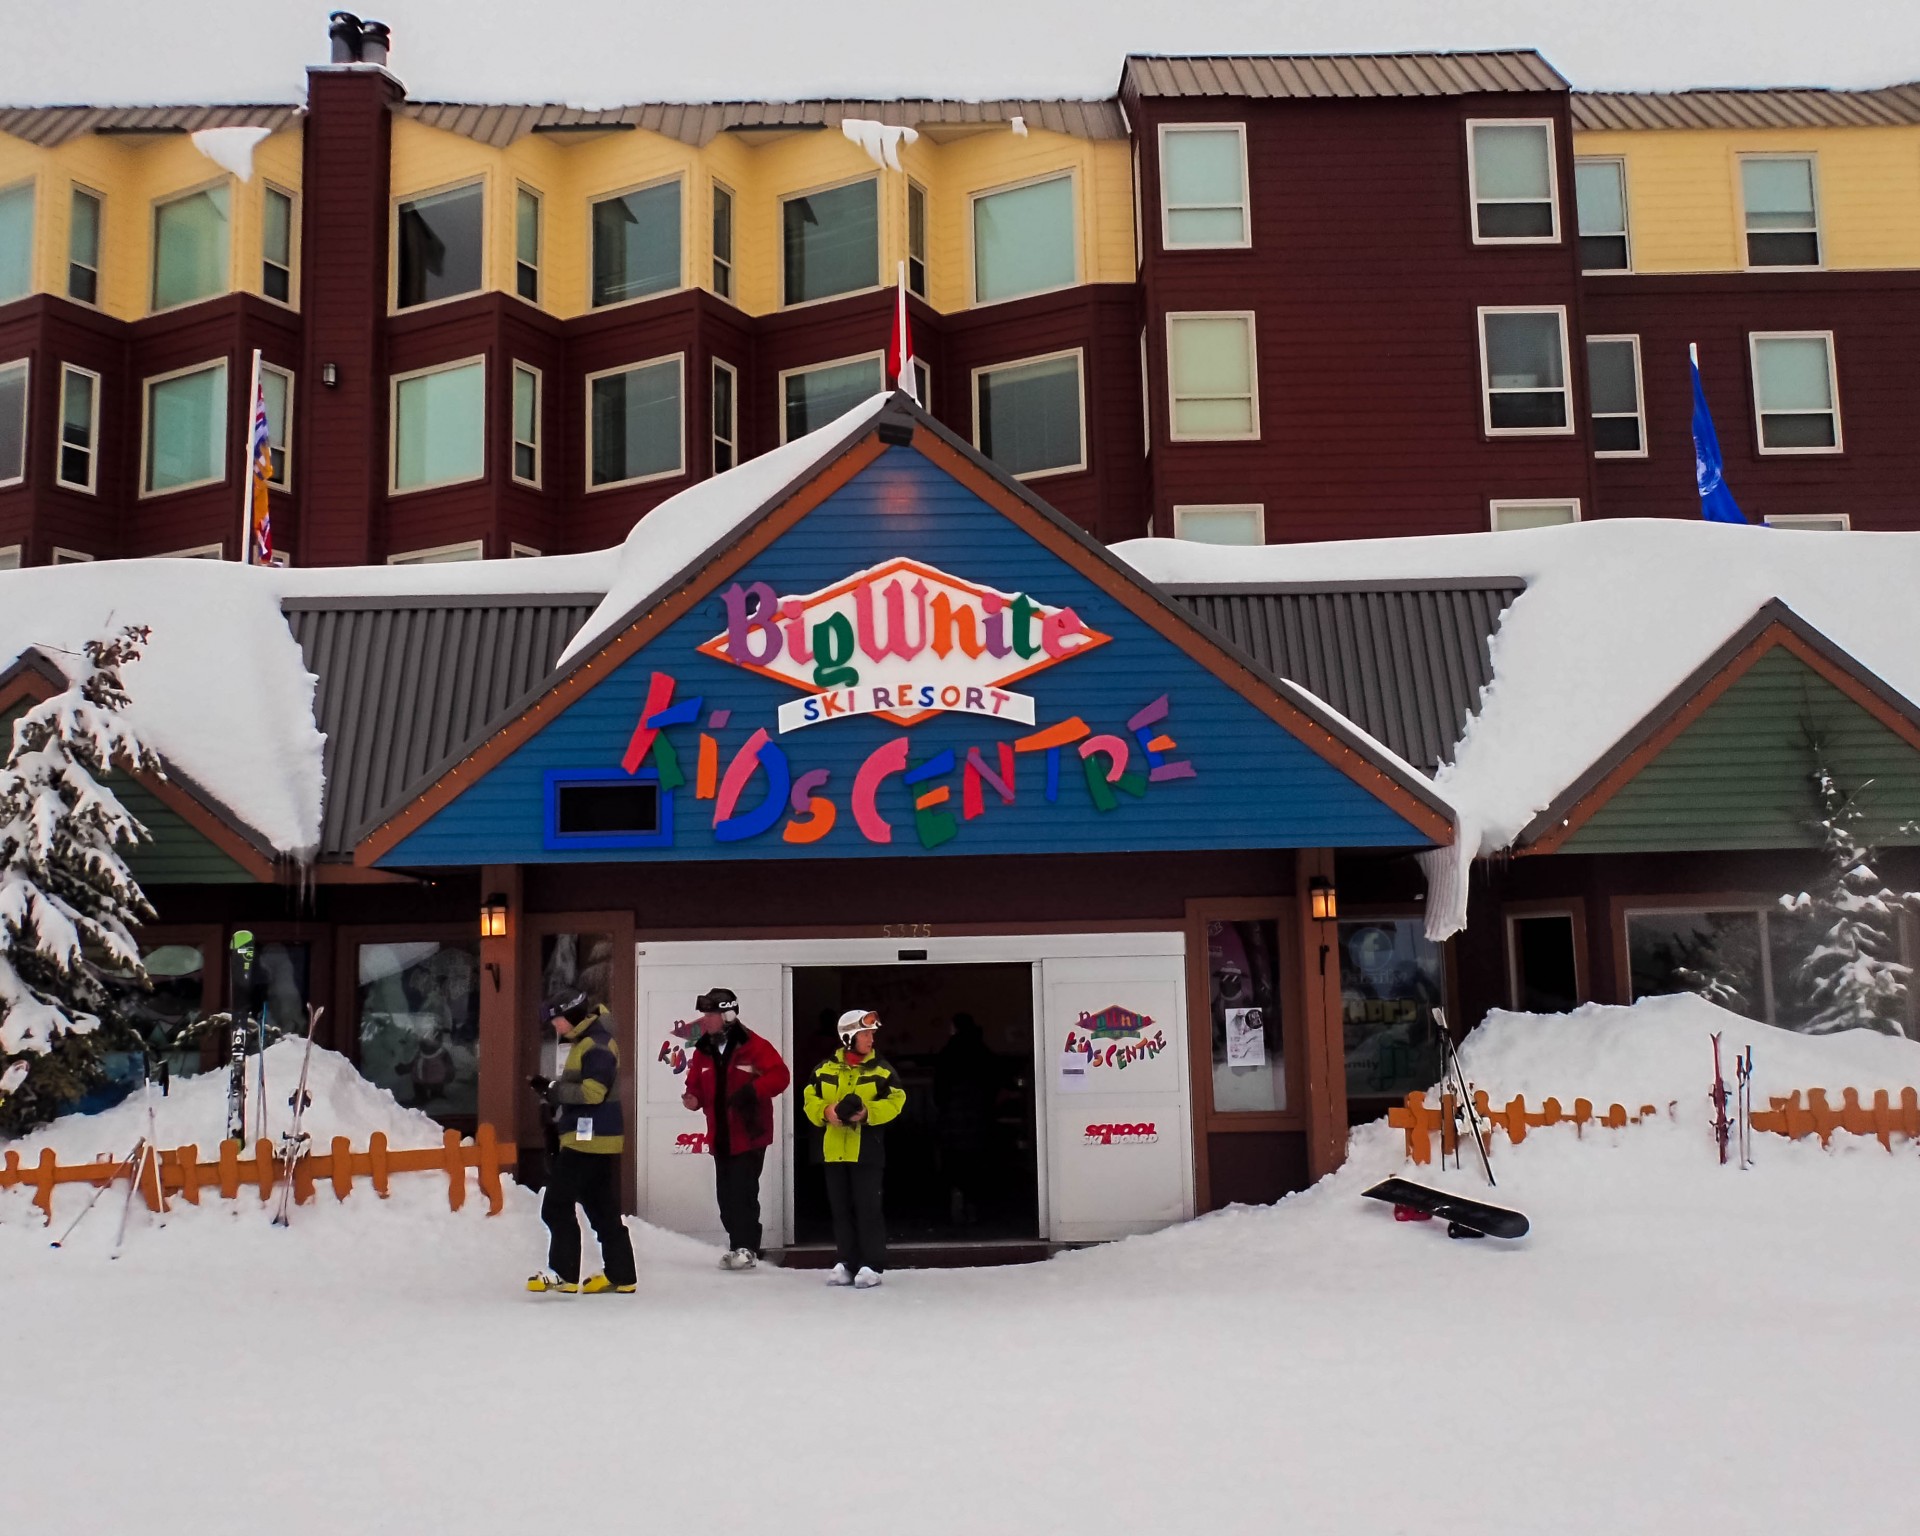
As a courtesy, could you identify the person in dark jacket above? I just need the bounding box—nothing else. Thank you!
[679,986,791,1270]
[801,1008,907,1289]
[526,991,636,1295]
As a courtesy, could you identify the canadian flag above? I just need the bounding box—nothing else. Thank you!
[887,260,919,405]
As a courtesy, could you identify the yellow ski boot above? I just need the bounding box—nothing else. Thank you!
[581,1274,636,1294]
[526,1272,579,1294]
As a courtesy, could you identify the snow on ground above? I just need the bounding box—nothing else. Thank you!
[3,1001,1917,1534]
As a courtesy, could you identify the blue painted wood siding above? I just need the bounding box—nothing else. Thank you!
[383,449,1433,865]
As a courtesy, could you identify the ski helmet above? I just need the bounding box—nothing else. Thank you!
[836,1008,881,1046]
[542,989,593,1026]
[695,987,740,1017]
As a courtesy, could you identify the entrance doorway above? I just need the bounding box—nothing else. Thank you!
[791,963,1038,1245]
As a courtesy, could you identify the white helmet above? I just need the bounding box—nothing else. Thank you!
[836,1008,881,1046]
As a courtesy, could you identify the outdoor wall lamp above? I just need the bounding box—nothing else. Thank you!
[1308,876,1338,922]
[321,362,339,387]
[480,892,508,939]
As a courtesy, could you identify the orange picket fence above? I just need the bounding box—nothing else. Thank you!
[1388,1086,1920,1164]
[0,1124,518,1225]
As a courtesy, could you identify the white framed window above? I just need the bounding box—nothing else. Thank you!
[511,362,541,486]
[1139,328,1151,457]
[1173,504,1264,545]
[515,184,540,303]
[50,547,93,564]
[1467,120,1559,243]
[781,176,879,307]
[1750,332,1841,453]
[394,179,484,311]
[971,171,1076,305]
[141,358,229,496]
[906,180,928,298]
[780,352,883,443]
[152,181,231,312]
[262,183,295,304]
[56,363,100,492]
[68,185,102,305]
[387,540,483,565]
[587,353,685,488]
[0,544,20,569]
[1764,513,1850,531]
[1166,312,1259,441]
[1489,499,1580,532]
[1740,155,1820,269]
[912,359,931,411]
[591,176,682,309]
[1621,901,1888,1028]
[972,349,1086,479]
[1585,335,1645,456]
[259,363,292,486]
[0,180,34,304]
[1158,124,1250,250]
[1574,158,1630,272]
[509,542,543,558]
[1479,307,1573,435]
[158,543,225,559]
[712,358,738,473]
[0,358,26,487]
[711,181,734,301]
[390,356,486,494]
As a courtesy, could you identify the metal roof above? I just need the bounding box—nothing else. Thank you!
[398,98,1127,149]
[1164,578,1524,772]
[0,104,301,148]
[1572,83,1920,131]
[1122,51,1567,101]
[286,594,601,860]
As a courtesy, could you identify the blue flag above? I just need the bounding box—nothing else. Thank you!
[1690,349,1748,524]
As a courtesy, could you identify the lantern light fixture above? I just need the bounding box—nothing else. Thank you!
[480,892,509,939]
[1308,875,1338,923]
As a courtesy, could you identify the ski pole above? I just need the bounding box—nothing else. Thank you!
[50,1140,145,1248]
[111,1137,150,1259]
[1436,1008,1496,1188]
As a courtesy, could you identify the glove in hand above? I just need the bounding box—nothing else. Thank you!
[527,1074,551,1096]
[835,1093,866,1124]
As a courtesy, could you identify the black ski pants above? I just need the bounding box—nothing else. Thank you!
[542,1147,636,1286]
[822,1160,887,1274]
[714,1146,767,1254]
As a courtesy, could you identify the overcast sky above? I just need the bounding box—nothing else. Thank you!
[2,0,1917,105]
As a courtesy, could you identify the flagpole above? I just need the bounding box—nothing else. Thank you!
[239,347,262,563]
[1689,341,1699,367]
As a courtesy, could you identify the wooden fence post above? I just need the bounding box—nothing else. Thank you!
[331,1135,353,1202]
[443,1128,465,1212]
[475,1124,504,1215]
[369,1131,391,1197]
[33,1147,57,1224]
[176,1146,202,1205]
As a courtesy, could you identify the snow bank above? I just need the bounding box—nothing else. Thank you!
[188,124,271,181]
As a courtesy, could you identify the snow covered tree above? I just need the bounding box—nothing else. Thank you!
[0,627,159,1133]
[1778,739,1920,1036]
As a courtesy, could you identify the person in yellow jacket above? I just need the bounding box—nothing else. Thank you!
[802,1008,907,1288]
[526,991,636,1295]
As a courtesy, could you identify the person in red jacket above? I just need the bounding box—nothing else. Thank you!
[680,986,791,1270]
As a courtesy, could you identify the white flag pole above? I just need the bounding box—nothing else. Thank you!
[239,347,262,563]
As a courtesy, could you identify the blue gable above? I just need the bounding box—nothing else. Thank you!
[380,448,1436,865]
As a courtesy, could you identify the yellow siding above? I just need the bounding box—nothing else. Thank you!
[1575,125,1920,274]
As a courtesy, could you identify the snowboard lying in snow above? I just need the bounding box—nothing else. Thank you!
[1362,1178,1530,1240]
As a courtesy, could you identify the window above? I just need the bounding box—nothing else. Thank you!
[0,545,19,569]
[1173,505,1263,544]
[1167,313,1258,440]
[1159,125,1249,249]
[972,173,1075,304]
[395,182,483,310]
[1751,333,1840,452]
[158,544,224,559]
[1206,917,1286,1111]
[588,355,684,487]
[781,354,882,443]
[262,184,294,303]
[1467,120,1558,242]
[510,543,543,558]
[57,364,99,492]
[387,541,483,565]
[974,351,1085,478]
[1741,156,1819,268]
[1508,912,1580,1013]
[1339,917,1447,1100]
[1764,513,1850,531]
[142,360,228,495]
[1479,308,1572,434]
[391,357,485,493]
[711,182,734,300]
[259,364,292,485]
[0,181,32,304]
[1586,335,1645,455]
[591,179,681,308]
[68,186,101,304]
[906,180,928,297]
[152,183,230,311]
[1490,500,1579,531]
[514,185,540,303]
[356,940,483,1122]
[51,547,92,564]
[912,359,931,410]
[712,359,738,473]
[1623,904,1871,1028]
[0,359,25,485]
[511,363,540,485]
[1574,158,1629,272]
[782,177,878,306]
[545,772,668,849]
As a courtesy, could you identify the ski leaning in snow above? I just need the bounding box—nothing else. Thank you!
[1433,1007,1496,1187]
[271,1006,324,1228]
[1710,1032,1732,1166]
[225,930,258,1145]
[1362,1178,1530,1240]
[1735,1043,1755,1169]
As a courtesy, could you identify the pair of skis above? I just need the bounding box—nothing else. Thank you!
[1712,1033,1756,1169]
[271,1005,323,1227]
[51,1061,170,1257]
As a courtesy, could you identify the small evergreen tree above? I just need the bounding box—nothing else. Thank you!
[0,626,159,1133]
[1778,740,1920,1036]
